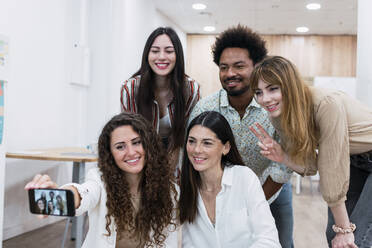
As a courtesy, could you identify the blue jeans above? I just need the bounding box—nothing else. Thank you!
[326,151,372,248]
[270,182,294,248]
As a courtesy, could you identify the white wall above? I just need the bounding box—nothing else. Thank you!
[313,77,357,98]
[0,0,186,241]
[0,0,84,240]
[356,0,372,107]
[85,0,187,144]
[0,147,4,244]
[0,30,10,246]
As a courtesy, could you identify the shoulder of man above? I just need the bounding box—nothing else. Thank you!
[187,90,222,126]
[193,90,222,110]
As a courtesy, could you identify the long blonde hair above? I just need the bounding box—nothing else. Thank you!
[250,56,318,166]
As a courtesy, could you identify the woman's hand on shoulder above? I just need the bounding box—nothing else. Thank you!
[332,233,358,248]
[24,174,58,190]
[249,122,285,163]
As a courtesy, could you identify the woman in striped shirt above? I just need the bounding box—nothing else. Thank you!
[120,27,200,173]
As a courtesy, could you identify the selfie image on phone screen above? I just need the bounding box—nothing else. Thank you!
[28,188,75,217]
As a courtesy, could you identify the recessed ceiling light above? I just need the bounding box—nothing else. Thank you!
[192,3,206,10]
[203,26,215,32]
[296,26,309,33]
[306,3,321,10]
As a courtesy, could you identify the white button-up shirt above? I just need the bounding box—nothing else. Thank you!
[182,166,281,248]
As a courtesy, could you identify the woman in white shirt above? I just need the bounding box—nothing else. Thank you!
[25,112,178,248]
[179,111,280,248]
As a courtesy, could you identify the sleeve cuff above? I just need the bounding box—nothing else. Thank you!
[326,196,347,208]
[269,163,293,184]
[62,183,90,216]
[303,165,318,176]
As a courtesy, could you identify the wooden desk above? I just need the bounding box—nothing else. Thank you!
[6,147,98,248]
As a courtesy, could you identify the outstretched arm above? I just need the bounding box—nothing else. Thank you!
[25,174,81,209]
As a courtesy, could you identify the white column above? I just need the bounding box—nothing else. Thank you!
[0,33,9,248]
[356,0,372,107]
[0,146,4,247]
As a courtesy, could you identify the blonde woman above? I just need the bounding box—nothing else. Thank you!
[249,56,372,248]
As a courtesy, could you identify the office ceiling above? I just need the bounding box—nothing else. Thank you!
[153,0,357,35]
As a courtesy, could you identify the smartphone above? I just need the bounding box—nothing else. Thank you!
[28,188,75,217]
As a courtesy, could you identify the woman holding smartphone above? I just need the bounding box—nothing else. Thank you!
[179,111,280,247]
[249,56,372,248]
[25,112,178,248]
[120,27,200,171]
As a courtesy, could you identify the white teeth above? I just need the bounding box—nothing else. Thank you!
[194,157,205,161]
[267,104,278,111]
[127,158,139,163]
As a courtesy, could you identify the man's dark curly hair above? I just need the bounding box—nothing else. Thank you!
[98,112,177,247]
[212,24,267,65]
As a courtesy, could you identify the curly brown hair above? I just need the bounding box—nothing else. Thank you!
[97,112,177,247]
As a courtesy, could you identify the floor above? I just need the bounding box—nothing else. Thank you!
[2,217,88,248]
[3,176,328,248]
[292,176,328,247]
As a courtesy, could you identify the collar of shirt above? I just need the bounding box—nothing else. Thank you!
[219,89,261,111]
[220,165,233,193]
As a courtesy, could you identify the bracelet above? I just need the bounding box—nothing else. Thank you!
[332,223,356,234]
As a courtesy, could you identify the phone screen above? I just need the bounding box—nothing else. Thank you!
[28,188,75,217]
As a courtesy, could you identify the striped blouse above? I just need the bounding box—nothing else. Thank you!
[120,75,201,133]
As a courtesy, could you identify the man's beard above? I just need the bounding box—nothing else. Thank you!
[222,76,250,97]
[226,85,249,96]
[223,83,250,97]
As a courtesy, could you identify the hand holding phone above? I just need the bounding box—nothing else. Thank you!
[25,174,75,217]
[28,188,75,216]
[25,174,58,190]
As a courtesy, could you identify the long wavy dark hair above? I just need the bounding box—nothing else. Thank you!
[179,111,244,224]
[133,27,187,151]
[98,112,177,247]
[36,198,47,214]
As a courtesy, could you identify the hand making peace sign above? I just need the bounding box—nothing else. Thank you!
[249,122,287,164]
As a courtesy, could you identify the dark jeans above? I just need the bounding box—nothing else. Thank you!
[270,182,294,248]
[326,151,372,248]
